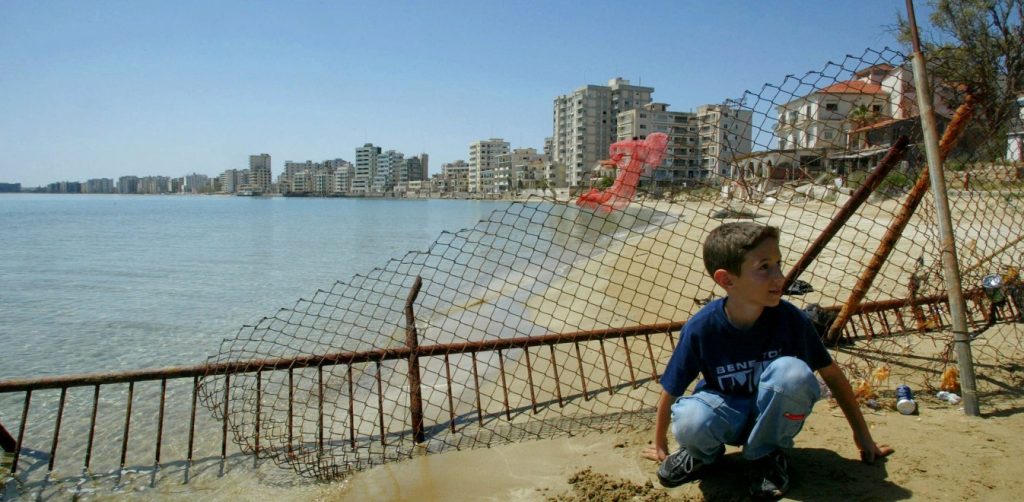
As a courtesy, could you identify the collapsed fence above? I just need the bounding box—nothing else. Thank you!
[3,45,1024,489]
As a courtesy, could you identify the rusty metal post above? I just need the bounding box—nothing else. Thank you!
[784,136,909,290]
[906,0,980,416]
[826,94,975,345]
[404,275,425,443]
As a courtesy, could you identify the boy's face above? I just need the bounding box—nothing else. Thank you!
[722,237,785,309]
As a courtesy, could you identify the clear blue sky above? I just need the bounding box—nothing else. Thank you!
[0,0,922,187]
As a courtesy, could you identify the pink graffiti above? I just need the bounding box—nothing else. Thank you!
[575,132,668,212]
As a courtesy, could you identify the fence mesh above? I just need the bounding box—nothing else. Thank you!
[198,47,1024,480]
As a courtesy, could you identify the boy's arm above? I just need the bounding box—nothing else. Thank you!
[642,390,676,461]
[818,362,895,464]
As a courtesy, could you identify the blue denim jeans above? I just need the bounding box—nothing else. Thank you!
[669,356,821,462]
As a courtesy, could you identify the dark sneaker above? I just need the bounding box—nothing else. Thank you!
[749,450,790,499]
[657,447,709,488]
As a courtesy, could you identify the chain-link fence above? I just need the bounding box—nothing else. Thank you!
[196,47,1024,480]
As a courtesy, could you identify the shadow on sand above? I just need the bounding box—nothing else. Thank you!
[687,447,912,501]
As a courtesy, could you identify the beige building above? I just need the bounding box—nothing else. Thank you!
[248,153,272,194]
[441,160,471,194]
[616,102,752,188]
[552,77,653,188]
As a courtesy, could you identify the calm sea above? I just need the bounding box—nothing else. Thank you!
[0,193,679,500]
[0,194,505,380]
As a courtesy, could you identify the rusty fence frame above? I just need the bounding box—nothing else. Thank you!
[1,279,1011,480]
[0,281,685,478]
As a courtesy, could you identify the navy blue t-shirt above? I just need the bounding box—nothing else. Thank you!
[661,297,833,398]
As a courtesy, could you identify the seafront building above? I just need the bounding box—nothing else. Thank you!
[352,144,381,195]
[468,139,510,194]
[219,169,245,194]
[372,150,404,193]
[117,176,140,194]
[615,102,752,189]
[85,178,115,194]
[182,173,210,194]
[696,104,754,178]
[247,154,272,194]
[495,148,544,194]
[552,77,654,188]
[439,160,471,194]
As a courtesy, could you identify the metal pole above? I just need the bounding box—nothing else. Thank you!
[405,275,425,443]
[905,0,980,416]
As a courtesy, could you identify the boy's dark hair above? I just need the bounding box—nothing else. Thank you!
[703,222,781,276]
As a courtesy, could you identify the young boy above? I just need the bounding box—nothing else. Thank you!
[643,222,893,498]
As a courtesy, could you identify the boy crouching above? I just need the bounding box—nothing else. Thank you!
[644,222,893,498]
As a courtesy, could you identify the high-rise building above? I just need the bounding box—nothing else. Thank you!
[697,104,753,177]
[372,150,404,193]
[352,144,381,195]
[325,159,353,194]
[404,153,429,182]
[617,102,699,188]
[118,176,140,194]
[84,178,115,194]
[552,77,654,188]
[441,160,470,194]
[219,169,245,194]
[469,138,509,194]
[249,153,272,194]
[183,173,210,194]
[617,102,752,187]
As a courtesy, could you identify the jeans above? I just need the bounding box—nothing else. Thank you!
[669,356,821,462]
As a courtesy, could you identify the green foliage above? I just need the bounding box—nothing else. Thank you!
[880,170,913,194]
[898,0,1023,132]
[597,176,615,189]
[847,169,869,189]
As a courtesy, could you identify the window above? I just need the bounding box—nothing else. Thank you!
[872,104,882,113]
[825,102,838,111]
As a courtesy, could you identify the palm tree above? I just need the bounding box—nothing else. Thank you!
[847,104,878,129]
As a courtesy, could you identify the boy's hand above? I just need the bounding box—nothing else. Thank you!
[642,443,669,462]
[858,441,895,464]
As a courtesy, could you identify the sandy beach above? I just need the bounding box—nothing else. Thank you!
[324,192,1024,501]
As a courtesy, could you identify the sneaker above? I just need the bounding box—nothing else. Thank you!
[657,447,708,488]
[749,450,790,499]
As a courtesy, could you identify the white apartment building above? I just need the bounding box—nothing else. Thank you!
[352,144,381,195]
[469,138,509,194]
[371,150,404,193]
[552,77,654,188]
[772,64,945,152]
